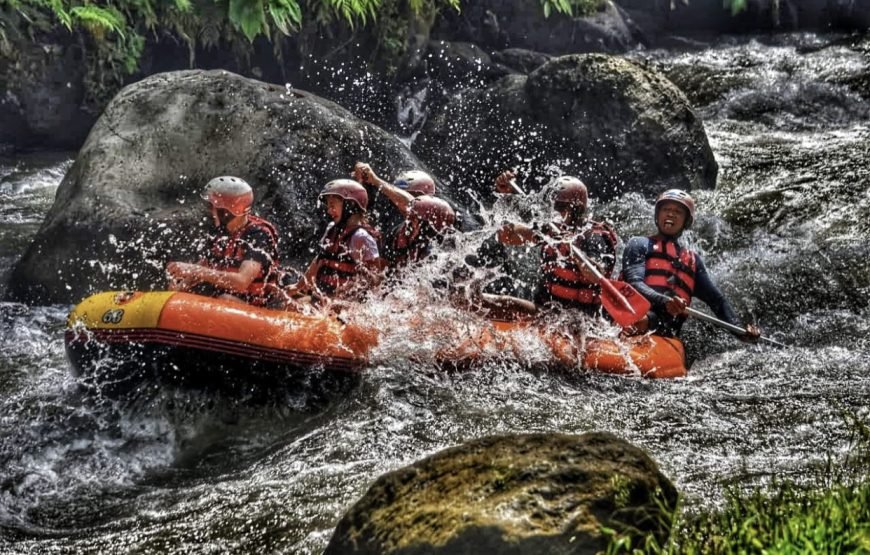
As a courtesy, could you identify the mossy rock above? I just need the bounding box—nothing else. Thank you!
[325,432,677,555]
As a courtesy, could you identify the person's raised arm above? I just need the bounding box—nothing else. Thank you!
[354,162,414,216]
[494,169,518,194]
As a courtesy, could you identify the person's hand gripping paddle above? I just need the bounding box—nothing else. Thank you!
[504,178,650,328]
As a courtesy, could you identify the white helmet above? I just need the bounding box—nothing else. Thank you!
[201,176,254,216]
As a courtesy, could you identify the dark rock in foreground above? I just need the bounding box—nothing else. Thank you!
[6,70,434,304]
[325,432,677,555]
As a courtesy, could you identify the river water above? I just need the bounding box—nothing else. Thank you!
[1,34,869,553]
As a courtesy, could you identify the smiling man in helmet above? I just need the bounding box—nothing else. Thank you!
[622,189,760,341]
[286,178,382,301]
[495,170,618,317]
[166,176,279,305]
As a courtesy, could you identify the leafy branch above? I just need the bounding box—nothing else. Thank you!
[540,0,605,18]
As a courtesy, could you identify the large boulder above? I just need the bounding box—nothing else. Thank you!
[325,432,677,555]
[6,70,438,305]
[433,0,641,55]
[414,54,717,203]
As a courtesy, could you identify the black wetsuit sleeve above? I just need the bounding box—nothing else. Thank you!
[621,236,672,309]
[692,255,744,331]
[240,228,276,270]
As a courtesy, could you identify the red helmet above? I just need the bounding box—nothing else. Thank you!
[320,179,368,211]
[655,189,696,229]
[202,176,254,216]
[394,170,436,196]
[409,195,456,233]
[553,176,588,210]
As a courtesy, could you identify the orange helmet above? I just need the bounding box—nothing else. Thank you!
[320,179,368,211]
[655,189,696,229]
[202,176,254,216]
[409,195,455,233]
[553,176,588,210]
[394,170,436,196]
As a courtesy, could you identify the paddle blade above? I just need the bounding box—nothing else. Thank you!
[600,279,651,328]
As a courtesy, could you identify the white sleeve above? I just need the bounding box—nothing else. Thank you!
[348,229,380,263]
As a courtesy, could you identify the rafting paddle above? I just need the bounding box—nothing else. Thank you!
[504,178,650,327]
[684,306,785,347]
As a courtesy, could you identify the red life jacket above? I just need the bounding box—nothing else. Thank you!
[388,221,430,268]
[205,214,279,301]
[539,221,617,309]
[315,221,381,296]
[643,235,696,304]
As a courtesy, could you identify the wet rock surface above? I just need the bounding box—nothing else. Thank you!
[491,48,553,75]
[415,53,717,203]
[325,432,677,555]
[5,70,435,304]
[0,40,94,149]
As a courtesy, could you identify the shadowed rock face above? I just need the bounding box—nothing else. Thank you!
[433,0,640,55]
[415,53,717,205]
[6,70,436,304]
[0,40,93,149]
[617,0,832,36]
[325,432,677,555]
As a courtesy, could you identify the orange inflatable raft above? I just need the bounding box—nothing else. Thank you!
[65,291,687,394]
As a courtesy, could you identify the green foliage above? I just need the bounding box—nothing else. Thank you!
[663,481,870,554]
[0,0,607,104]
[69,5,126,37]
[320,0,380,27]
[725,0,748,16]
[0,0,460,105]
[540,0,604,18]
[604,413,870,554]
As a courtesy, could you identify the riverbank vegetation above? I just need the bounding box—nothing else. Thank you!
[606,413,870,553]
[0,0,608,105]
